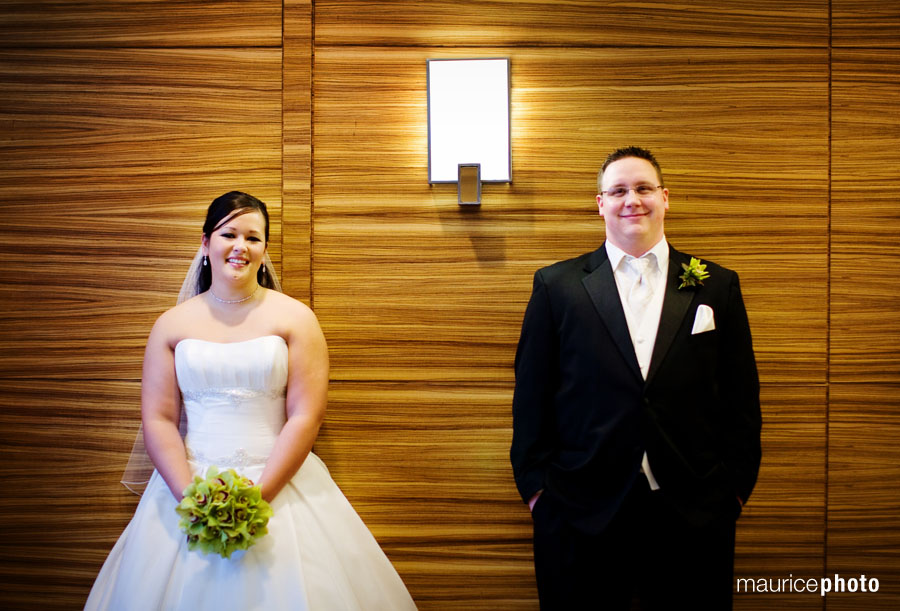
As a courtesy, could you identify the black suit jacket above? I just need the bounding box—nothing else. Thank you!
[510,243,761,534]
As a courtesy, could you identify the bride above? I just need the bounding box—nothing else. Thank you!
[86,191,416,610]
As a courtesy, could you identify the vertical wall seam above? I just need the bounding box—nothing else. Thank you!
[824,0,832,591]
[310,0,316,309]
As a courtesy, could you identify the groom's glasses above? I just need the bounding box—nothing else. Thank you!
[600,184,663,202]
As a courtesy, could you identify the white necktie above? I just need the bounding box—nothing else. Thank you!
[627,256,653,318]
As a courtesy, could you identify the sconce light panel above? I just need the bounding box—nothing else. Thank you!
[427,58,511,184]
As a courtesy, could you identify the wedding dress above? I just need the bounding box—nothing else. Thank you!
[86,335,416,610]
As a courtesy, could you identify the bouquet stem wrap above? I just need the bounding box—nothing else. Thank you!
[176,466,273,558]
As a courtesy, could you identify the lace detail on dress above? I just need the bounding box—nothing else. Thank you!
[181,386,286,403]
[186,447,268,469]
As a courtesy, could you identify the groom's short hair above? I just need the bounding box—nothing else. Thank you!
[598,146,664,190]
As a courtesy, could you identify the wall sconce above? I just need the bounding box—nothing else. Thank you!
[427,58,511,205]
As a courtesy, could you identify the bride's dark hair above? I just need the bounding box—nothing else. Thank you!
[198,191,278,293]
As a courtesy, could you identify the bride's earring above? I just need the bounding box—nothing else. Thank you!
[261,262,266,275]
[202,255,208,267]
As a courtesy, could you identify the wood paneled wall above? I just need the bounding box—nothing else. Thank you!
[1,1,898,609]
[0,2,286,608]
[829,42,900,610]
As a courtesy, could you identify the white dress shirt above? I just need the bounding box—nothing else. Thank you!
[605,237,669,490]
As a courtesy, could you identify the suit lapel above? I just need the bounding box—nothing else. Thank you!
[581,247,643,384]
[645,247,696,385]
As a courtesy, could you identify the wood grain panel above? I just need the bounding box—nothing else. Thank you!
[315,0,827,47]
[313,46,829,384]
[831,49,900,384]
[0,1,281,47]
[317,381,536,609]
[282,0,313,303]
[0,379,141,609]
[827,384,900,609]
[313,44,828,609]
[832,1,900,48]
[827,51,900,610]
[733,385,825,609]
[0,48,283,379]
[828,46,900,610]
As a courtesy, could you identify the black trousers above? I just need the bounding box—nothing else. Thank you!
[532,478,737,610]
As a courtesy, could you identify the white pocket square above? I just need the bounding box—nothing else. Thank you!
[691,304,716,335]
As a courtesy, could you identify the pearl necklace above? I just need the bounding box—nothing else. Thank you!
[209,284,259,304]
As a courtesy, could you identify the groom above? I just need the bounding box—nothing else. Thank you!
[511,146,761,609]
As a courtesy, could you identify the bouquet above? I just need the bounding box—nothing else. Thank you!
[176,466,273,558]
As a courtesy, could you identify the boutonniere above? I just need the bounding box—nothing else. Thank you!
[678,257,710,289]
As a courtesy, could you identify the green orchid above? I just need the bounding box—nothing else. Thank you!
[176,465,273,559]
[678,257,710,289]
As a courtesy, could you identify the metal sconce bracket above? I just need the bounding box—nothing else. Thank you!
[458,163,481,205]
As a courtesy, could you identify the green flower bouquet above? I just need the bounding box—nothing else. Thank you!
[176,466,273,558]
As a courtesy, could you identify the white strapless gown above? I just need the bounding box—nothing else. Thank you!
[86,336,416,610]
